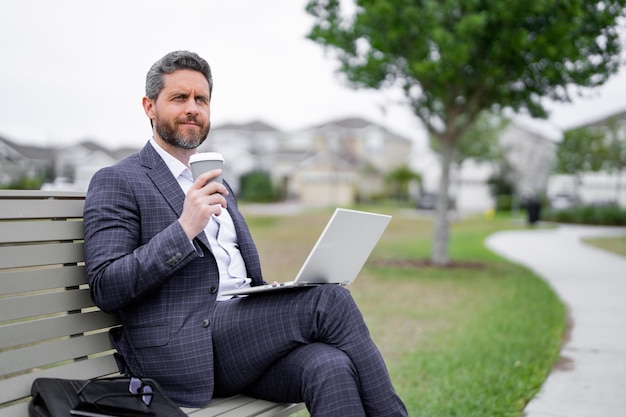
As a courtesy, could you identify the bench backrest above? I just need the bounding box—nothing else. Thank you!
[0,191,122,417]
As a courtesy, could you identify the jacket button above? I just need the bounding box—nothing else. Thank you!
[209,286,218,294]
[201,319,210,328]
[175,252,182,260]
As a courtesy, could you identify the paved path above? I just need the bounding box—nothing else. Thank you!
[485,224,626,417]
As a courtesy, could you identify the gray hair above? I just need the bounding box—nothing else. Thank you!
[145,50,213,100]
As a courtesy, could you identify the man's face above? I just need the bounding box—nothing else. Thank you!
[145,69,211,149]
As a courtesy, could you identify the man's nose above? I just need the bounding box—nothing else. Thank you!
[184,98,199,114]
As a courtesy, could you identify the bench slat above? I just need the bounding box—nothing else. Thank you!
[184,397,306,417]
[0,355,119,409]
[255,404,306,417]
[0,310,119,350]
[0,242,84,269]
[0,288,94,323]
[1,332,113,376]
[219,399,298,417]
[0,402,26,417]
[0,265,86,295]
[184,395,258,415]
[190,398,304,417]
[0,190,85,200]
[0,220,84,244]
[0,198,85,220]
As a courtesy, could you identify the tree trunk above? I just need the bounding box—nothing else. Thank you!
[431,136,454,265]
[615,168,623,204]
[574,173,582,204]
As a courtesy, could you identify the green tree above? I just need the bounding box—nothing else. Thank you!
[601,116,626,202]
[384,164,421,201]
[556,126,607,200]
[430,111,508,203]
[306,0,626,265]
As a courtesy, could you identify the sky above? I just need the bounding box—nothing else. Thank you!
[2,0,626,150]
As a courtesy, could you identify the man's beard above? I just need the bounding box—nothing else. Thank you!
[155,115,210,150]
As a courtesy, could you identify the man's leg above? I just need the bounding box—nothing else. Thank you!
[243,343,366,417]
[212,285,408,416]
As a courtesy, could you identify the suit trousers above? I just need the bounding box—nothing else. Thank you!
[212,285,408,417]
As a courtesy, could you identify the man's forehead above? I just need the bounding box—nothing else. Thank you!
[162,69,210,92]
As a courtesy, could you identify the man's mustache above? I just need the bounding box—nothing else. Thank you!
[178,116,202,125]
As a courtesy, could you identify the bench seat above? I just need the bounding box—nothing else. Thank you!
[0,190,304,417]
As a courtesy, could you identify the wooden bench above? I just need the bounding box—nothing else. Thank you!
[0,190,305,417]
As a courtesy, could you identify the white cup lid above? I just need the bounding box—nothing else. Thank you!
[189,152,225,163]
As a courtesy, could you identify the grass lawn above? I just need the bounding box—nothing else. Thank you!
[583,234,626,257]
[240,205,566,417]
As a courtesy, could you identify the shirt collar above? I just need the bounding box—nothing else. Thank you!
[149,137,192,180]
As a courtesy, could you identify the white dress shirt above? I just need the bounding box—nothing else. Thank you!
[149,139,252,300]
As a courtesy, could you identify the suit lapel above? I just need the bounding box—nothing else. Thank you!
[139,144,186,218]
[139,143,214,250]
[138,143,255,261]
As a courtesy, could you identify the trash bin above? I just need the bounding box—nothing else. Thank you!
[526,197,541,225]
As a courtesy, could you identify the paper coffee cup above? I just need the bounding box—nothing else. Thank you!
[189,152,225,184]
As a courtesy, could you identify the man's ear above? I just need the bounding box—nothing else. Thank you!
[142,96,156,120]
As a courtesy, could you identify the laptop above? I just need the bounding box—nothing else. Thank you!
[221,208,391,296]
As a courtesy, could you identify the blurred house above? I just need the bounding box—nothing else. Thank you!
[548,172,626,207]
[197,120,283,194]
[3,118,414,207]
[41,141,136,191]
[289,150,357,206]
[548,110,626,207]
[0,136,52,186]
[199,117,414,206]
[16,112,625,211]
[286,118,413,206]
[500,116,562,199]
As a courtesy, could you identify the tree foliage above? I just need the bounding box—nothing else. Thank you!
[556,127,607,175]
[559,115,626,201]
[384,164,421,200]
[306,0,626,264]
[601,116,626,174]
[556,125,607,201]
[603,116,626,201]
[430,110,508,167]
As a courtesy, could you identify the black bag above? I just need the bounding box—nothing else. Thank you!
[28,377,187,417]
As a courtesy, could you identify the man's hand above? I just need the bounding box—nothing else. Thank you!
[179,169,229,240]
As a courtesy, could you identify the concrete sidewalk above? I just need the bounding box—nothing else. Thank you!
[485,224,626,417]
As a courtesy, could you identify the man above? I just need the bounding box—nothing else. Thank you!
[84,50,408,416]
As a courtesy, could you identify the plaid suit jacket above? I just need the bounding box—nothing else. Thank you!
[83,142,265,407]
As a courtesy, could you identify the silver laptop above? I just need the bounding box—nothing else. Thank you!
[221,208,391,296]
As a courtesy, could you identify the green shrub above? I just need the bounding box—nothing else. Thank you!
[238,171,279,202]
[542,204,626,226]
[495,194,513,211]
[0,176,45,190]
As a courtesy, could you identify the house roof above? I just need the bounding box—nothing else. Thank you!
[0,136,52,161]
[510,115,562,143]
[110,147,140,160]
[579,109,626,129]
[315,117,374,129]
[213,120,280,132]
[311,116,413,142]
[297,150,358,171]
[71,140,139,160]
